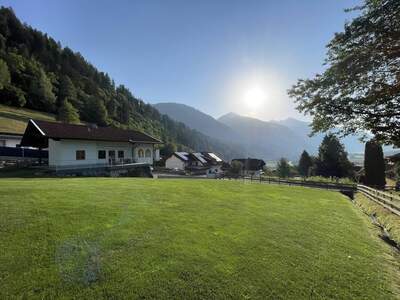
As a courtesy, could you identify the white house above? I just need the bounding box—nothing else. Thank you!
[165,152,191,170]
[0,132,23,147]
[20,119,161,169]
[165,151,224,175]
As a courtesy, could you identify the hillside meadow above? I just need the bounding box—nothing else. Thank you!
[0,178,399,299]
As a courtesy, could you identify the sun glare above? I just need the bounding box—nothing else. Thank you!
[243,86,266,110]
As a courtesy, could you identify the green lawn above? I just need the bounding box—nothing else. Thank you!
[0,104,56,134]
[0,178,398,299]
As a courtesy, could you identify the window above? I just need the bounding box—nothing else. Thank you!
[138,149,144,158]
[118,150,124,158]
[98,150,106,159]
[76,150,85,160]
[108,150,116,159]
[145,149,151,158]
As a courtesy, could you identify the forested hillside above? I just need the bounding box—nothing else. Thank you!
[0,7,243,159]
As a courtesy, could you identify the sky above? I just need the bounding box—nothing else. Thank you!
[2,0,361,121]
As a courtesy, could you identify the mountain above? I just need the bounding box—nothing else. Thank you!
[154,103,239,142]
[154,101,380,161]
[218,113,309,160]
[0,7,243,160]
[273,118,367,154]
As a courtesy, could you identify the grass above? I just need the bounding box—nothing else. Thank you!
[0,104,56,134]
[0,178,399,299]
[354,192,400,245]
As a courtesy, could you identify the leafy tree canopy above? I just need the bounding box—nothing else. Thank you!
[288,0,400,146]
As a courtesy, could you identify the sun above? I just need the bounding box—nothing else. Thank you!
[243,86,266,110]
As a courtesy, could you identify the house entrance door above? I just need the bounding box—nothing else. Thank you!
[108,150,116,164]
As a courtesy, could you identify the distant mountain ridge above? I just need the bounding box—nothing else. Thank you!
[154,103,239,142]
[155,102,370,161]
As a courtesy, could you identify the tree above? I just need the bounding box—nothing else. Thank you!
[277,158,291,178]
[57,75,77,103]
[364,140,386,188]
[230,161,243,175]
[57,99,80,124]
[0,85,26,107]
[288,0,400,147]
[160,143,176,159]
[0,59,11,89]
[29,68,56,111]
[83,97,108,126]
[316,134,353,178]
[298,150,313,177]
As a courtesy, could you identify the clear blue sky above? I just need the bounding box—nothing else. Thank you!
[3,0,361,121]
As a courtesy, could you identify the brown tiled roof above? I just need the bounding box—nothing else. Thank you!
[31,119,162,143]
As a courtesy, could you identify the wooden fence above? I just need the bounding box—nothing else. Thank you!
[357,184,400,217]
[243,175,356,191]
[242,176,400,217]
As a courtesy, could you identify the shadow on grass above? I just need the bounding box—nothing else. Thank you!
[0,167,55,178]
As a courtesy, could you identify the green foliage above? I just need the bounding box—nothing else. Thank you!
[288,0,400,146]
[395,162,400,181]
[276,158,291,178]
[0,85,25,106]
[0,58,10,89]
[298,150,313,177]
[230,160,243,175]
[364,140,386,188]
[0,7,240,160]
[58,75,77,104]
[83,97,108,126]
[28,68,56,111]
[316,134,353,178]
[57,100,80,124]
[159,142,176,159]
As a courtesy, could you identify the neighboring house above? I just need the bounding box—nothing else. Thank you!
[165,151,224,176]
[164,152,201,170]
[0,132,48,163]
[232,158,266,176]
[0,132,23,147]
[200,152,224,176]
[20,119,162,170]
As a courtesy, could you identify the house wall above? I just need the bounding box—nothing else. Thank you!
[133,143,154,164]
[48,139,155,168]
[165,155,185,170]
[207,165,222,174]
[0,135,22,147]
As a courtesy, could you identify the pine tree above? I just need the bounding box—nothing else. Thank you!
[84,97,108,126]
[277,158,291,178]
[298,150,313,177]
[58,75,77,102]
[0,59,11,89]
[57,100,80,124]
[316,134,353,178]
[29,68,56,111]
[364,140,386,189]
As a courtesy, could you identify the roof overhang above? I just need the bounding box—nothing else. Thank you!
[20,120,48,148]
